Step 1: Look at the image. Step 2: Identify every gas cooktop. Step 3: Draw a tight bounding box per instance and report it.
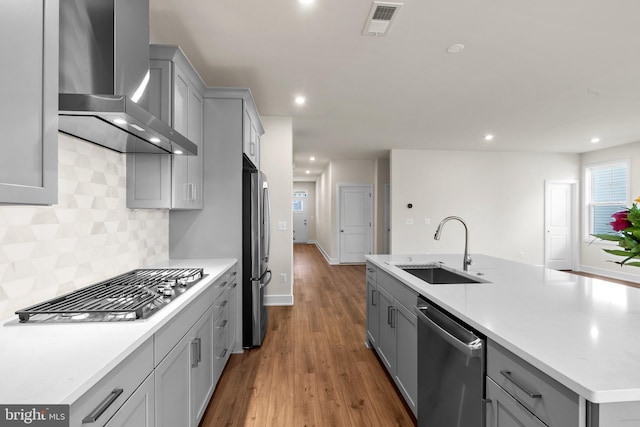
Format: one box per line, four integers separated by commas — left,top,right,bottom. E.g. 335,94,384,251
15,268,204,323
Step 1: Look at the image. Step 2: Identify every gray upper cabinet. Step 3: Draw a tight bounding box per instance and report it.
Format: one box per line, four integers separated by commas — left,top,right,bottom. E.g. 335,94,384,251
0,0,58,205
242,97,262,168
127,45,204,209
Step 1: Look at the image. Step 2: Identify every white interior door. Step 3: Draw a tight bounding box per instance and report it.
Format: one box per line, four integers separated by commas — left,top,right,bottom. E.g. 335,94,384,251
292,192,308,243
545,182,575,270
339,185,372,263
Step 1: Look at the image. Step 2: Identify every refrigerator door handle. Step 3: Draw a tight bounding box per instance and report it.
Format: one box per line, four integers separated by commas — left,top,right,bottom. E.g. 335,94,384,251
258,270,272,289
262,185,271,263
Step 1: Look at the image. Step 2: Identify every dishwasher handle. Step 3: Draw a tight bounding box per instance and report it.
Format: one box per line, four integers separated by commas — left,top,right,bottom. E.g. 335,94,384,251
415,302,483,358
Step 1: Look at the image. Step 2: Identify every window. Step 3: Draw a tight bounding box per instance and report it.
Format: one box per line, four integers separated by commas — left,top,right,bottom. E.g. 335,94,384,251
585,161,629,236
292,200,303,212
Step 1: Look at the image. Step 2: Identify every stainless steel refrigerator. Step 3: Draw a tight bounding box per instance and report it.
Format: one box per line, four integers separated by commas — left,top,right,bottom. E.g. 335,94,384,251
242,160,272,347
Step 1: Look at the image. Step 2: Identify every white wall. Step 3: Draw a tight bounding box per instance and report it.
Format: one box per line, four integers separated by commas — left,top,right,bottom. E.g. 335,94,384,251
259,116,294,305
293,181,316,242
390,149,580,265
315,159,376,263
581,141,640,282
0,134,169,320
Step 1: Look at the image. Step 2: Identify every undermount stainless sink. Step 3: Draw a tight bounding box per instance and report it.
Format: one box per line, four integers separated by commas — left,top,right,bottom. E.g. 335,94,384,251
396,264,488,284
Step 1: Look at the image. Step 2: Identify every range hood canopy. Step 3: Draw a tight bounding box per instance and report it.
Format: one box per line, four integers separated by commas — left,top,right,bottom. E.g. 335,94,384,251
58,0,197,155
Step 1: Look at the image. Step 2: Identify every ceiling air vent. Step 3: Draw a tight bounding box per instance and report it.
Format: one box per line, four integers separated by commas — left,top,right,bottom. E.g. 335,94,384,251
362,1,403,36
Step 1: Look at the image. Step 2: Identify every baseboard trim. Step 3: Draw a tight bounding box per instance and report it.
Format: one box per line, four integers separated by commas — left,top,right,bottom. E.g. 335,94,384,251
579,265,640,284
265,294,294,306
314,242,339,265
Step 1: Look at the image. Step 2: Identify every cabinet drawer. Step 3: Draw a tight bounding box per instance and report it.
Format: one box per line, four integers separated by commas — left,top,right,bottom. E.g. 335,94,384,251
486,377,546,427
213,269,236,303
487,340,579,426
377,269,417,311
70,338,153,426
366,262,377,283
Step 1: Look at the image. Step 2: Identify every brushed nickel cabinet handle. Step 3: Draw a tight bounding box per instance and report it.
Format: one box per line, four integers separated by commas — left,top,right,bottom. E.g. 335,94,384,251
500,370,542,399
82,388,123,423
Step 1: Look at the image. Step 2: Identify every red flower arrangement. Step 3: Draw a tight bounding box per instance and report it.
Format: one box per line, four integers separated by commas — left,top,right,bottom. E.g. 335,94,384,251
592,197,640,267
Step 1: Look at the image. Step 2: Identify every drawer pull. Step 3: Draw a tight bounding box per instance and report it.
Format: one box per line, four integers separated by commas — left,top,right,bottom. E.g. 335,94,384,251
367,267,375,272
218,281,228,288
371,289,377,306
500,370,542,399
82,388,123,423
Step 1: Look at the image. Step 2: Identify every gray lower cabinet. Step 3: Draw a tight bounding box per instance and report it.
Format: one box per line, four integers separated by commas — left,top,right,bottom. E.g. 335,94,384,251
486,340,579,427
0,0,57,205
486,377,546,427
366,278,379,347
71,263,236,427
105,374,155,427
127,45,204,209
366,263,418,417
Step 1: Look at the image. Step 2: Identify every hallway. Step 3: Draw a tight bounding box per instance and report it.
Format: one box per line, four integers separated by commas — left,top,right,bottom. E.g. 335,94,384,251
200,244,416,426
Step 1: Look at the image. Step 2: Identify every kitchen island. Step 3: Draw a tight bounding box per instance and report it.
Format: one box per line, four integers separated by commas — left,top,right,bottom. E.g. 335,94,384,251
367,253,640,427
0,258,237,426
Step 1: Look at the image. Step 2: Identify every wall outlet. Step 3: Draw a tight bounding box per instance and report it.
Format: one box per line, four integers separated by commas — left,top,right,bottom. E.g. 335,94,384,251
424,218,430,225
277,221,287,231
406,218,414,225
280,273,287,283
519,251,525,258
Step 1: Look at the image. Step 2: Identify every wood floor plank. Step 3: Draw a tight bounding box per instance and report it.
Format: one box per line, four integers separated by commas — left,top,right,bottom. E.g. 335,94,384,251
200,244,416,426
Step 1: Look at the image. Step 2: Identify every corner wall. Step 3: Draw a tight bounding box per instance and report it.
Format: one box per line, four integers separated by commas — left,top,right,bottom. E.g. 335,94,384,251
260,116,294,305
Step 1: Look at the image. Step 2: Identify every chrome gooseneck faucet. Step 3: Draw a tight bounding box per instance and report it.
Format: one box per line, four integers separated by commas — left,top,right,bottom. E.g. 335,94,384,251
434,216,472,271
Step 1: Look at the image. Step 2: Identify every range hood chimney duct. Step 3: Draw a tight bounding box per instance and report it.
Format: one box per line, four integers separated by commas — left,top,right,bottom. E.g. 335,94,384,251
58,0,197,155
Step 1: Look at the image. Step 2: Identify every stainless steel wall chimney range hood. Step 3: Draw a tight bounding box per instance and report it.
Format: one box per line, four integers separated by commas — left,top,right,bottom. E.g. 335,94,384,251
58,0,197,156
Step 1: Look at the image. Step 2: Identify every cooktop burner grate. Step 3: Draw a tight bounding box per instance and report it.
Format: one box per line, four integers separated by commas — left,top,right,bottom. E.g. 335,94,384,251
15,268,204,322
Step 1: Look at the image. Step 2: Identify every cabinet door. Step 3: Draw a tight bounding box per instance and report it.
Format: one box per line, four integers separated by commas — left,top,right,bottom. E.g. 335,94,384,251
105,374,155,427
395,303,417,416
486,378,547,427
172,64,203,209
376,287,396,371
155,334,192,427
191,307,215,425
366,279,379,346
127,59,172,209
0,0,57,205
243,105,257,166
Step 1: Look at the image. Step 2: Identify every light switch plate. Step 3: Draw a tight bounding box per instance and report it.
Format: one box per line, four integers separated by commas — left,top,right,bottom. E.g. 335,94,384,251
277,221,287,231
406,218,414,225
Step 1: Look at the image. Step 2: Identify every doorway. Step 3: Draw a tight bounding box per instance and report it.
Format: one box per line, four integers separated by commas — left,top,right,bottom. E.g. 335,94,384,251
293,191,308,243
338,185,373,263
544,181,578,270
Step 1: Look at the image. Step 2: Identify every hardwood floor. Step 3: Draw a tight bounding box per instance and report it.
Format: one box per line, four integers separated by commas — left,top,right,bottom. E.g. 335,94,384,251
200,244,416,426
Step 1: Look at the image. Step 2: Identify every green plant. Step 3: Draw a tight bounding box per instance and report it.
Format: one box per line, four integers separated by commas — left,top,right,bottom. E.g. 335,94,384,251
592,197,640,267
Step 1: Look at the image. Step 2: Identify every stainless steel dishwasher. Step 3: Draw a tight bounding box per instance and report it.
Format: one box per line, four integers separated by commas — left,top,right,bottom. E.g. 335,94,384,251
415,295,486,427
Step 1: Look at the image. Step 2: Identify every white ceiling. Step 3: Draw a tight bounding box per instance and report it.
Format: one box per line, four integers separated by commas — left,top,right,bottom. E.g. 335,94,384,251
149,0,640,179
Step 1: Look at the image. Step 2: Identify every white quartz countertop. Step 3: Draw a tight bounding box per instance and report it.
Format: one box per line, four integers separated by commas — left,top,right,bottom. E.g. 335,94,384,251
366,253,640,404
0,258,236,405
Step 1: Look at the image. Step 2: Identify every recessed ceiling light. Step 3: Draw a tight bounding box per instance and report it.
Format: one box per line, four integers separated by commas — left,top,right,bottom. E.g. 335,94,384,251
447,43,465,54
113,118,127,125
305,170,310,174
484,134,494,141
299,0,314,4
295,96,306,106
310,156,315,161
590,137,601,144
150,137,161,144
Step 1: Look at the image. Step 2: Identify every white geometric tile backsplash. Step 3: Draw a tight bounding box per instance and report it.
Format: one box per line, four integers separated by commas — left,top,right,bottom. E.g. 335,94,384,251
0,134,169,320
